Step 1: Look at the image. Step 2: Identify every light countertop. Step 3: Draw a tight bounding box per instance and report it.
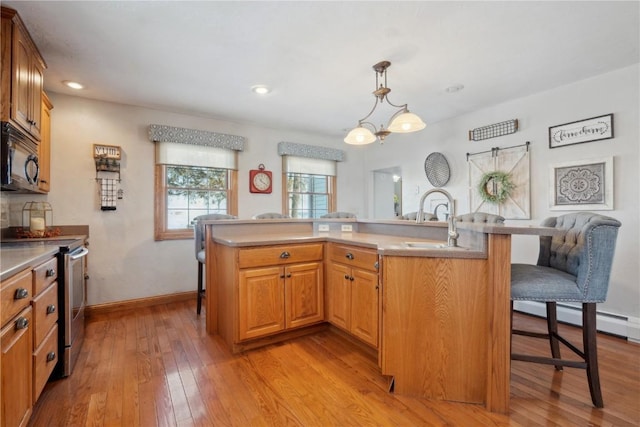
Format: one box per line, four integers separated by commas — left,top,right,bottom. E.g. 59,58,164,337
211,231,485,259
0,236,85,281
205,219,558,259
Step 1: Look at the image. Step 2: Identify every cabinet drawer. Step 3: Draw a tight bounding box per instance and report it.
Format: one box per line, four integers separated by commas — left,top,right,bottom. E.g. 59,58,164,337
33,257,57,296
328,244,378,272
33,323,58,403
238,243,323,269
1,269,33,327
32,282,58,346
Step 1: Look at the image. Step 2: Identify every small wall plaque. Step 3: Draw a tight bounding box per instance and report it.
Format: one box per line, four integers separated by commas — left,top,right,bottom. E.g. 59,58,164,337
93,144,122,160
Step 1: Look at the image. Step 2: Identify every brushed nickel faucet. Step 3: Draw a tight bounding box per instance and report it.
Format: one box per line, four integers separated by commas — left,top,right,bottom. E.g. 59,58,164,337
416,188,458,247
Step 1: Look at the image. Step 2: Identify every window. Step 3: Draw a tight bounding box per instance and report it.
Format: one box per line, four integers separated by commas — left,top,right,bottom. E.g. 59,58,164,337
282,156,336,218
286,173,335,218
155,142,238,240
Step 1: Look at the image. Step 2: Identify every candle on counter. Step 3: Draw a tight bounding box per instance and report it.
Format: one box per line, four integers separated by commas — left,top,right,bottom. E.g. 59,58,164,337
30,217,45,237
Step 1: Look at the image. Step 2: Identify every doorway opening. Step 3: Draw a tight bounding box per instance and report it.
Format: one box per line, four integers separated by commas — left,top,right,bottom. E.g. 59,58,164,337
372,167,402,219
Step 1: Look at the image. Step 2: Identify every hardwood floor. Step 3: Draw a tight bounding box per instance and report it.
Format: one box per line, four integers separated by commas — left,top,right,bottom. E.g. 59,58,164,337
28,301,640,426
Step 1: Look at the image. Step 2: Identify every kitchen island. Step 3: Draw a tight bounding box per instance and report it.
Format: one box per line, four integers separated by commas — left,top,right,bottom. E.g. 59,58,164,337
202,218,554,414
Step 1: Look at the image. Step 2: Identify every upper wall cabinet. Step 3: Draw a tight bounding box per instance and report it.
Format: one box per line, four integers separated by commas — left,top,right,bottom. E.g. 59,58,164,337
1,7,47,143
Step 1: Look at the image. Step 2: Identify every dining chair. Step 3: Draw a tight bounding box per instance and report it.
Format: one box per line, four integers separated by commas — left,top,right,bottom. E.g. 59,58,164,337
194,213,237,315
320,211,356,218
252,212,290,219
511,212,621,407
455,212,505,223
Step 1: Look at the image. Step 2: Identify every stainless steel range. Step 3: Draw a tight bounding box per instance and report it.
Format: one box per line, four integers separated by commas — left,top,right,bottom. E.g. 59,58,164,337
53,239,89,378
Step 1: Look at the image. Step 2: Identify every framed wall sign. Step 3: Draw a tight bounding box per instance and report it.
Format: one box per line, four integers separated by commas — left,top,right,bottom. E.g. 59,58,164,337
93,143,122,159
549,157,613,211
548,114,613,149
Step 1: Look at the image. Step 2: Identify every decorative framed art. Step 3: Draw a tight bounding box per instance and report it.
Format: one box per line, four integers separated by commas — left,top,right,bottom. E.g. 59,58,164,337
467,143,531,219
548,114,613,149
549,157,613,211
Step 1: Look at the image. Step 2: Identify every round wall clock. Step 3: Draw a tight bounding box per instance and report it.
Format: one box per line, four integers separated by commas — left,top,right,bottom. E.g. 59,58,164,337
249,164,273,193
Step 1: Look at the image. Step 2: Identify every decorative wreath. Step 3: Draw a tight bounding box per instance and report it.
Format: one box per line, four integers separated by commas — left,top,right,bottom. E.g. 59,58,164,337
478,171,515,204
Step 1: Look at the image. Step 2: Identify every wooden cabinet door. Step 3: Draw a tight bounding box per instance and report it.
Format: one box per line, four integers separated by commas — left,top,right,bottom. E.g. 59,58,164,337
1,306,33,427
350,268,379,348
28,58,43,140
326,261,351,331
285,262,323,329
11,25,32,135
238,266,284,340
38,92,52,192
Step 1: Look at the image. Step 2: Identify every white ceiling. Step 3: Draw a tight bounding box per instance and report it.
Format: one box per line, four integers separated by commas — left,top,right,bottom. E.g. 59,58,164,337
5,1,639,138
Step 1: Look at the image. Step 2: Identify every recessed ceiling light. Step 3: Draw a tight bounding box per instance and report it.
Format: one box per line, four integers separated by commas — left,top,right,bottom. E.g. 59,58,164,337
445,84,464,93
63,80,84,90
251,85,271,95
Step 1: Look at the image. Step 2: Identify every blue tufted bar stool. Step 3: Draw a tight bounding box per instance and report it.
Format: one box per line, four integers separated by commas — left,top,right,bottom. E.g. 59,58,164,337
194,213,237,315
511,212,621,407
455,212,505,224
401,211,437,221
252,212,290,219
320,211,357,218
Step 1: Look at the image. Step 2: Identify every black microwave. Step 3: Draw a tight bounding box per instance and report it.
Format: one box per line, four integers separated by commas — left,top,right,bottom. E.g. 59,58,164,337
1,122,43,193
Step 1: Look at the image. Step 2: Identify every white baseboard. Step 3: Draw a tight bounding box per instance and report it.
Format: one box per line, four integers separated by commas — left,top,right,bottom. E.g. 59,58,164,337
513,301,640,343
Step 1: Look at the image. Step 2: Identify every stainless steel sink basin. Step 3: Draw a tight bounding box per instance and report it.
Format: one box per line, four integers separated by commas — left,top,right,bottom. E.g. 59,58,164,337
404,241,447,249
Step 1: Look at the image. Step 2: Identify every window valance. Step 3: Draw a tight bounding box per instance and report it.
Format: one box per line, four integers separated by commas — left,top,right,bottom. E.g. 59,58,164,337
277,141,345,162
148,124,246,151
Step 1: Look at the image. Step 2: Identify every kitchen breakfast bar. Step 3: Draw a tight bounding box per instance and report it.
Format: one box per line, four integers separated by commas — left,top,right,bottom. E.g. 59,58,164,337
201,218,555,414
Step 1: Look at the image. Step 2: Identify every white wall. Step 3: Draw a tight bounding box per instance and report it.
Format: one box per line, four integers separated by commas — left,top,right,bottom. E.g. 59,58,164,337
362,64,639,326
4,95,364,305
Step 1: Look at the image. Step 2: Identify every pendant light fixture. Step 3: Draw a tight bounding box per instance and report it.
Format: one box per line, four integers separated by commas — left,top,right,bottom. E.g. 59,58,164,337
344,60,426,145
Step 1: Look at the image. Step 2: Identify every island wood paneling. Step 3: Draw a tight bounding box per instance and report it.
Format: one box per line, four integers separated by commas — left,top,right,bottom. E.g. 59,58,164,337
209,242,236,345
486,233,512,413
382,255,488,404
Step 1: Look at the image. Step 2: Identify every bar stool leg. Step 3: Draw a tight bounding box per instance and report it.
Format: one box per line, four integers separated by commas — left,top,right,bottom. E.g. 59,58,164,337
546,302,563,370
197,261,204,315
584,303,603,408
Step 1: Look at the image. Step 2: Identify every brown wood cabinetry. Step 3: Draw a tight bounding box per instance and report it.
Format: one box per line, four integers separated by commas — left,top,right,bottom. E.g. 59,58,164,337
238,244,324,341
1,269,32,327
38,92,53,192
1,268,34,427
1,7,46,142
0,255,58,426
326,244,379,348
212,242,325,351
31,264,58,402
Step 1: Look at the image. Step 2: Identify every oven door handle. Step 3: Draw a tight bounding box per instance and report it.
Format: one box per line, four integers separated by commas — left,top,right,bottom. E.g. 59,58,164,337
70,247,89,260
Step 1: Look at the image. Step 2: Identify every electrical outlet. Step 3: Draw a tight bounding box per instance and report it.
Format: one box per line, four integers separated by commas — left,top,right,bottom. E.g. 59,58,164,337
341,224,353,232
318,224,330,232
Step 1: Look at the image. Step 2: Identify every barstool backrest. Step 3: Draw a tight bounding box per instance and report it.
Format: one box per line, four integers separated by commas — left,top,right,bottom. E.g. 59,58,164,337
194,214,237,257
537,212,621,302
253,212,290,219
320,211,356,218
455,212,505,224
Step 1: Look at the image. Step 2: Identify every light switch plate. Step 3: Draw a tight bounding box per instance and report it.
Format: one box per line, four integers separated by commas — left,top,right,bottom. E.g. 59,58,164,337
318,224,330,232
341,224,353,232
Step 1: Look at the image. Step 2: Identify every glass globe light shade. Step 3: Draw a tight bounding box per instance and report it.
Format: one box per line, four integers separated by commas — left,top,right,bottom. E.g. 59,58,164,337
387,111,426,133
344,126,376,145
